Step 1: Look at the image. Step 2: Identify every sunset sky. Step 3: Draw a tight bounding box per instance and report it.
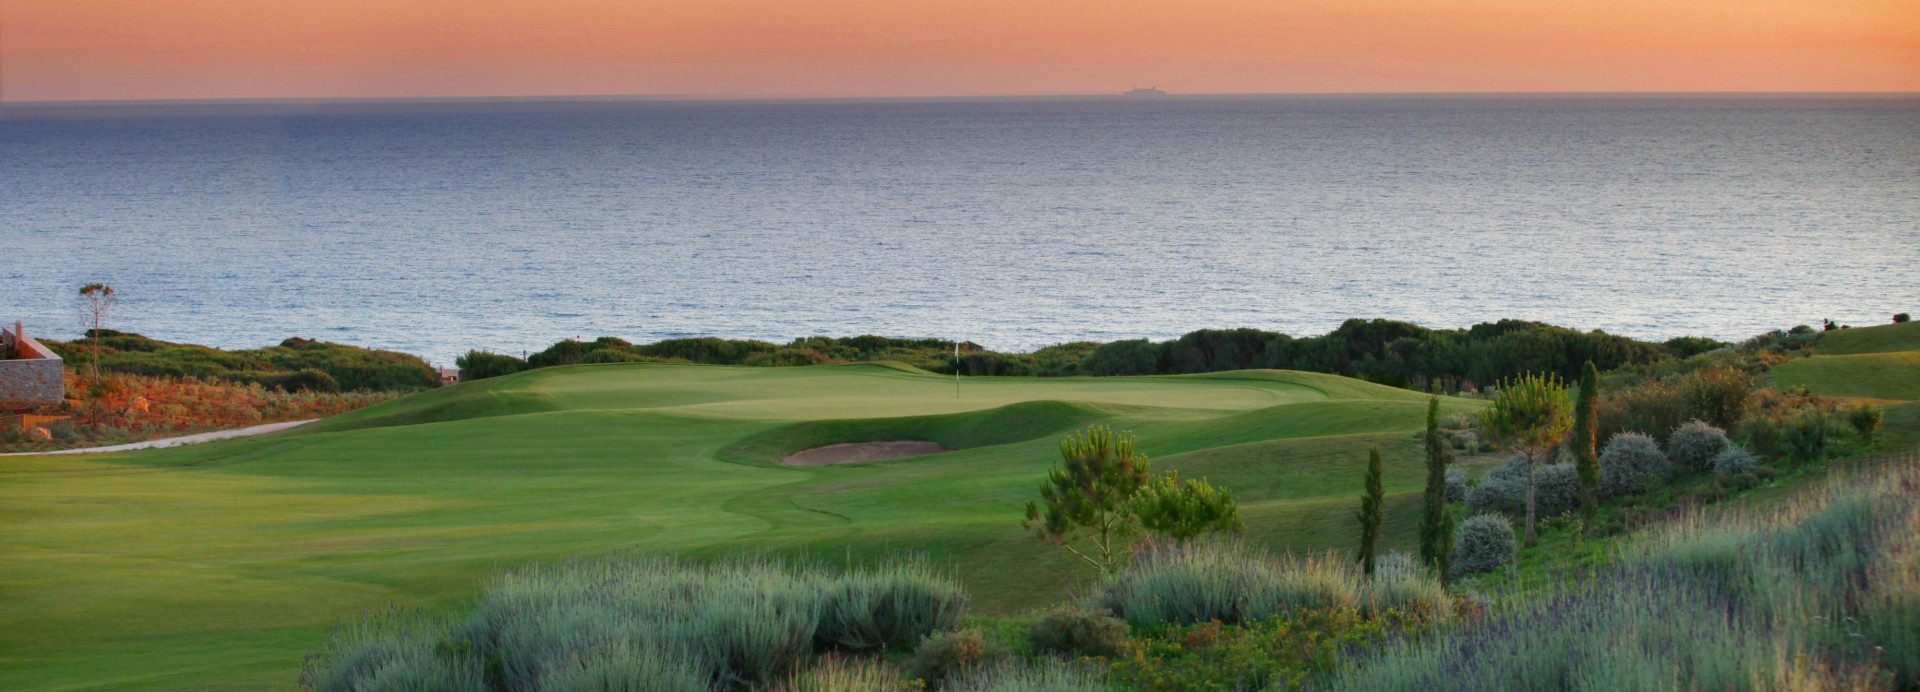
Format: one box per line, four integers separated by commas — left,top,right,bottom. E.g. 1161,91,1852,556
3,0,1916,102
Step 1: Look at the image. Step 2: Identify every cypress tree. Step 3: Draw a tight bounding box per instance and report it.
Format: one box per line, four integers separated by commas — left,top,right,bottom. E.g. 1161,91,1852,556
1418,396,1454,581
1356,445,1385,576
1574,361,1601,532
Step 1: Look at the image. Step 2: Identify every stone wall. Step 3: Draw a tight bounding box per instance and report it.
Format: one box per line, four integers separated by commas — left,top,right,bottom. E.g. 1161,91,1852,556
1,324,65,409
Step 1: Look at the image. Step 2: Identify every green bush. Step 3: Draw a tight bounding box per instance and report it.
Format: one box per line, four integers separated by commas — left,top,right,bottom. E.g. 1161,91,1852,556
1665,420,1729,472
908,628,1006,685
1677,366,1753,430
1450,514,1516,576
1847,403,1884,441
1028,607,1130,658
1599,432,1670,497
1597,380,1686,444
1784,409,1831,463
454,350,527,380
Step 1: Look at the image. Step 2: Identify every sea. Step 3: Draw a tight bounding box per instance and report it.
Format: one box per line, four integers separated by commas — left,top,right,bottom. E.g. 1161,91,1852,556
2,95,1916,365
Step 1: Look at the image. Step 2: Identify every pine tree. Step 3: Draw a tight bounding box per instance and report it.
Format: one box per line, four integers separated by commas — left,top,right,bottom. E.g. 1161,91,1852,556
1481,373,1572,548
1356,445,1385,576
1574,361,1601,533
1418,396,1454,581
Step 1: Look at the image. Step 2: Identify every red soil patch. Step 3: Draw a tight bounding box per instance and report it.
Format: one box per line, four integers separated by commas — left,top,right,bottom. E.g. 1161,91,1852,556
781,440,951,466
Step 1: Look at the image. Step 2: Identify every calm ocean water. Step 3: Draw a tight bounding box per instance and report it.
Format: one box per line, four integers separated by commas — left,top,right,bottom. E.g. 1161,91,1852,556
2,96,1916,364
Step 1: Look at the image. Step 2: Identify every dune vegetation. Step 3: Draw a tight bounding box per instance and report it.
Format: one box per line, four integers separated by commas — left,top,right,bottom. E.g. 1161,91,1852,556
2,318,1915,690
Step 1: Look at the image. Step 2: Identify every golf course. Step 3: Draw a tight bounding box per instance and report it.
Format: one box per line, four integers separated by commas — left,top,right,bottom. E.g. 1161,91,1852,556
1,363,1488,689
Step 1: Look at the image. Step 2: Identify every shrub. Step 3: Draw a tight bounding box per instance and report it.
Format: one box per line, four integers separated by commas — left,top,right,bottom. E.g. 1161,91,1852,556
1599,432,1671,497
779,654,915,692
1666,420,1729,472
1450,514,1516,576
946,660,1106,692
815,561,969,652
300,610,487,692
1092,541,1450,627
1597,380,1686,444
1678,367,1753,430
1467,458,1579,519
1848,403,1884,441
305,556,969,691
1784,409,1831,463
1444,467,1467,503
908,628,1005,685
1710,445,1759,476
454,350,527,380
1028,607,1130,658
1896,313,1911,323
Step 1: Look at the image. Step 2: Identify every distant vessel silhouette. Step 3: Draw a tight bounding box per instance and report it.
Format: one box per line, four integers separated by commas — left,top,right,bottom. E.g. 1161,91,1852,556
1123,86,1168,97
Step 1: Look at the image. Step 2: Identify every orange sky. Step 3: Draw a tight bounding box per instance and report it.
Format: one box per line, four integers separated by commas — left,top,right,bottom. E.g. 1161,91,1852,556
3,0,1916,102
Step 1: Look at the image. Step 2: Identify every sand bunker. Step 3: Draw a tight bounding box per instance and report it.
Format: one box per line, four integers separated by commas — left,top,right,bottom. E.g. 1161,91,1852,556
781,440,951,466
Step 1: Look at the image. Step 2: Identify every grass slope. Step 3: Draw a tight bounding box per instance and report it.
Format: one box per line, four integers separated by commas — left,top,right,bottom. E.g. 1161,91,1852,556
1772,351,1920,403
3,364,1470,690
1813,320,1920,356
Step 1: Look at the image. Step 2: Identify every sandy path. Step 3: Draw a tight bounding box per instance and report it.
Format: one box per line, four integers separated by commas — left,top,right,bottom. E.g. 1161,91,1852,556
781,440,950,466
1,420,315,456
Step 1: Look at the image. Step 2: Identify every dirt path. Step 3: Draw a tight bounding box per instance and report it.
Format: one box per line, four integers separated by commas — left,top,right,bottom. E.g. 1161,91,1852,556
781,440,950,466
1,420,315,456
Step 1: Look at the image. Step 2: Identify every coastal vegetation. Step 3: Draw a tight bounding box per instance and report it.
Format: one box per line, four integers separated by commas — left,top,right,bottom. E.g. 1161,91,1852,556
0,318,1914,689
457,317,1706,391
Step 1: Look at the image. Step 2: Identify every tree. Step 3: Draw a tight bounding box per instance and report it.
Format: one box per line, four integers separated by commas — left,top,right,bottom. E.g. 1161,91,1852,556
1356,445,1385,576
1418,397,1454,581
1134,471,1244,543
1480,373,1572,548
78,283,117,425
1572,361,1600,533
1025,426,1152,575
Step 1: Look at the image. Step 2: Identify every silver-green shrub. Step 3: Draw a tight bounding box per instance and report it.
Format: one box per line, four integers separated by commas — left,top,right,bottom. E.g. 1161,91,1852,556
304,555,967,691
1444,467,1467,503
1450,514,1516,576
1466,458,1579,518
1600,432,1671,497
300,610,486,692
946,660,1108,692
1667,420,1730,472
1091,540,1450,627
1710,445,1758,476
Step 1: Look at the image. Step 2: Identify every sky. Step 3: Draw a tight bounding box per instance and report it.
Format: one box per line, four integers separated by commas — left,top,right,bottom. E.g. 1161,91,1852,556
3,0,1916,102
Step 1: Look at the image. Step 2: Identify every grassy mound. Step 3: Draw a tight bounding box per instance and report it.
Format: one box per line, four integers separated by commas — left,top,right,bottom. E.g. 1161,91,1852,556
719,400,1108,465
1814,320,1920,356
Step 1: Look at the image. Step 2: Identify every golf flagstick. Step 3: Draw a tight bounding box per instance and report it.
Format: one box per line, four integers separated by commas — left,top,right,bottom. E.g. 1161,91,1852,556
954,340,960,398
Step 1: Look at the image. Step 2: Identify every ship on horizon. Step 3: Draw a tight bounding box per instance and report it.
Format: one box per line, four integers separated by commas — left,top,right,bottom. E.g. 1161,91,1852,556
1123,86,1168,97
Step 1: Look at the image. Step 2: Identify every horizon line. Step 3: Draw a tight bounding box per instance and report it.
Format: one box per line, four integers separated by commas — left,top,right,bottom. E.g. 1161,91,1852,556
5,89,1919,109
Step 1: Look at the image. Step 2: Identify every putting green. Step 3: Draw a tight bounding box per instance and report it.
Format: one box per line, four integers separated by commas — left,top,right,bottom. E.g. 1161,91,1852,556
0,364,1474,690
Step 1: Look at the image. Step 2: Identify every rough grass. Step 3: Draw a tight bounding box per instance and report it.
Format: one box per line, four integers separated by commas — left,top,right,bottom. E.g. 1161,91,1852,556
1334,455,1920,691
0,363,1475,690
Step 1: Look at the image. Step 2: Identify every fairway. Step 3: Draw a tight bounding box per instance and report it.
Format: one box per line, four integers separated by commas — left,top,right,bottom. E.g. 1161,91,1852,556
0,364,1478,690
